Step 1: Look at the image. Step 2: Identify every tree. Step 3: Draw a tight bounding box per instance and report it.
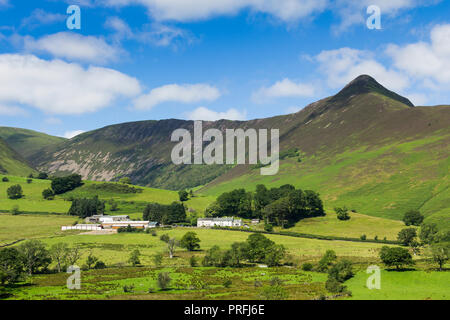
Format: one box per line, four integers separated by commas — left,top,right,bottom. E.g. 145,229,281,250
66,246,81,266
18,240,51,275
143,202,186,225
429,242,449,271
328,259,354,282
178,190,189,202
380,246,414,270
50,243,69,273
37,172,48,180
85,252,99,270
0,247,25,285
160,235,178,259
157,272,171,290
245,233,276,263
264,244,286,267
397,228,417,246
325,277,346,294
335,207,350,221
402,210,424,226
51,174,82,194
202,246,224,267
419,223,439,244
317,250,337,272
119,177,131,184
129,249,141,266
180,232,201,251
68,196,105,218
2,177,9,182
153,253,163,267
7,184,23,199
42,188,55,200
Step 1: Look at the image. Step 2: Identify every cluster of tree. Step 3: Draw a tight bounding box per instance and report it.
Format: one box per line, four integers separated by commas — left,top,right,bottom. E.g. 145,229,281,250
6,185,23,199
202,233,286,267
0,240,83,286
68,196,105,218
51,174,83,195
143,202,186,225
117,225,144,233
178,189,194,202
206,184,324,227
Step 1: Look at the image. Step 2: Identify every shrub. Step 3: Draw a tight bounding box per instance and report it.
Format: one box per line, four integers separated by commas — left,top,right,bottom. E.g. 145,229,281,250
189,256,198,267
26,178,32,184
157,272,171,290
11,205,20,216
94,261,106,269
223,279,232,288
402,210,424,226
264,223,274,232
335,207,350,221
42,188,55,200
301,262,314,271
360,234,367,241
128,249,141,266
2,177,9,182
325,277,345,293
37,172,48,180
7,184,23,199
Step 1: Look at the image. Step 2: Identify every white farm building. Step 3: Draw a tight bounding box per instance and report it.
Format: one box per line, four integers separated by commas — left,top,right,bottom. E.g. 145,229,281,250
197,217,243,228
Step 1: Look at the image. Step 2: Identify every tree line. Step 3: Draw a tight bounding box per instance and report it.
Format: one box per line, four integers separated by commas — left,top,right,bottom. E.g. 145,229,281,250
205,184,324,228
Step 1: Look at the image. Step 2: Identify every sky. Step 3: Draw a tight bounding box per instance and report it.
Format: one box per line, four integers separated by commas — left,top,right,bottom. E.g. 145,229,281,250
0,0,449,138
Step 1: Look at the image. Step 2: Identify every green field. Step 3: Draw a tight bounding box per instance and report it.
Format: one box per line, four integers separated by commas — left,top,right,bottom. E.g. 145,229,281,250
346,270,450,300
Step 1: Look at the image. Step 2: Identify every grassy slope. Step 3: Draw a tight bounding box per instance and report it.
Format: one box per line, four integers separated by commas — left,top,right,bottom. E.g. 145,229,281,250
0,176,214,216
0,138,36,177
0,127,66,159
346,270,450,300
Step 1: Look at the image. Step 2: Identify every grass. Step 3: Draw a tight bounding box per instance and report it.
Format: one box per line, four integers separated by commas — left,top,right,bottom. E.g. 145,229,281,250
345,270,450,300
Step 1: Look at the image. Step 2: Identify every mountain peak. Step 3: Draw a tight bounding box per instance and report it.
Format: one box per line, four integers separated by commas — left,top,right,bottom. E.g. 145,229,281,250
332,74,414,107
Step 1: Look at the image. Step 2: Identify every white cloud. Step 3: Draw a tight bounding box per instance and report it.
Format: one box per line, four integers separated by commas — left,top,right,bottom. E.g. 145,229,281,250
134,83,221,110
64,130,85,139
20,9,66,29
386,24,450,87
0,54,141,115
315,47,409,92
185,106,247,121
23,32,121,64
0,104,27,116
105,17,192,47
100,0,328,23
252,78,315,102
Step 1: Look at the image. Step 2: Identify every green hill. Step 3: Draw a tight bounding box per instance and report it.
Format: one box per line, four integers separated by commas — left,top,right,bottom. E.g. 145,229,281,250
0,138,36,176
31,75,450,224
0,127,66,160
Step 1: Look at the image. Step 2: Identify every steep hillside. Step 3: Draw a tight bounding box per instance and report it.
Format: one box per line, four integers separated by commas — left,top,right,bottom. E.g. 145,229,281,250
0,137,36,176
0,127,66,160
33,75,450,222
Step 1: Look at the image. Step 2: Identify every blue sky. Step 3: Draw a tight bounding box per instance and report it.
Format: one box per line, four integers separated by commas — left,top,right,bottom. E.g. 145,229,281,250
0,0,449,138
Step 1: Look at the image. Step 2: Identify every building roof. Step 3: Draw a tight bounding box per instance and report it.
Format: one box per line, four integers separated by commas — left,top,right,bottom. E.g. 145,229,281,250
198,217,242,222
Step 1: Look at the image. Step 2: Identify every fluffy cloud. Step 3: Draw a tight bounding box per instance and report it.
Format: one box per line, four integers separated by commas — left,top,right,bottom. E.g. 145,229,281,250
386,24,450,87
185,106,247,121
23,32,121,64
20,9,66,29
252,78,315,102
315,47,409,92
0,54,141,115
64,130,85,139
100,0,328,23
134,83,221,110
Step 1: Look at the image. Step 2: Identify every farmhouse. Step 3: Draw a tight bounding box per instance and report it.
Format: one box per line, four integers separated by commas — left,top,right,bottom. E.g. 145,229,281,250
197,217,243,228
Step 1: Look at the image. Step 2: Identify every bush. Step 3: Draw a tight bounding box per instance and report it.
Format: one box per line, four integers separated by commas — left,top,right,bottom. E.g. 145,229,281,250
26,178,32,184
11,205,20,216
335,207,350,221
51,174,82,195
7,184,23,199
128,249,141,266
301,262,314,271
2,177,9,182
157,272,171,290
360,234,367,241
37,172,48,180
223,279,232,288
402,210,424,226
94,261,106,269
264,223,274,232
325,277,345,293
189,256,198,267
42,188,55,200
